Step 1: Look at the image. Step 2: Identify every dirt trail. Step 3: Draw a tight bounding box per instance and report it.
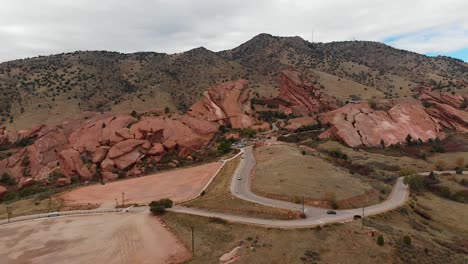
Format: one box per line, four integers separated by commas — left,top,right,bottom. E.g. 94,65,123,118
0,213,191,264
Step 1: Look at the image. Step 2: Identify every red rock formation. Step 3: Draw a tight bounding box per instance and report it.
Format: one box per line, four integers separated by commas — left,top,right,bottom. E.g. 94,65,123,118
0,186,7,199
0,111,219,187
285,117,317,131
188,80,255,129
251,121,270,132
279,70,339,116
319,94,468,147
419,90,465,109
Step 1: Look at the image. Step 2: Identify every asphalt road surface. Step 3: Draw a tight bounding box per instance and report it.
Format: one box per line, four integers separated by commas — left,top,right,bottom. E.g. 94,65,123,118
169,146,411,228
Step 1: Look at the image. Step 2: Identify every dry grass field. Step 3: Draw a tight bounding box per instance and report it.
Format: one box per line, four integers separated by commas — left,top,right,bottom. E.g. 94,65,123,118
162,212,392,264
183,157,298,220
163,192,468,264
0,197,62,220
253,144,373,201
0,213,191,264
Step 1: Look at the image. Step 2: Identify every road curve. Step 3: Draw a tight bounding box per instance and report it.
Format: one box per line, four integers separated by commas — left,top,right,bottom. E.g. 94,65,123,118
169,146,410,228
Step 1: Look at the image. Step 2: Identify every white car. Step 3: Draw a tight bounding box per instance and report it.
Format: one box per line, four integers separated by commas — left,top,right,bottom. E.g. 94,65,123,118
47,212,60,217
237,177,242,180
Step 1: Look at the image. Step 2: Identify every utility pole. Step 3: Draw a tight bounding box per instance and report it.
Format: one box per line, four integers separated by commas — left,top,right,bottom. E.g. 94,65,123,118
122,192,125,208
191,226,195,253
362,207,365,228
6,206,12,223
115,199,118,212
302,196,305,214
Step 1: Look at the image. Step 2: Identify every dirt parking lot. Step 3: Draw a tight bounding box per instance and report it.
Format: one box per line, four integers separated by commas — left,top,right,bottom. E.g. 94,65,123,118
61,162,222,207
0,213,191,264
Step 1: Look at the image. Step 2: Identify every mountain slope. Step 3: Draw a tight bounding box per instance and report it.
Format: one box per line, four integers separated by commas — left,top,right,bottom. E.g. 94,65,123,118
0,33,466,129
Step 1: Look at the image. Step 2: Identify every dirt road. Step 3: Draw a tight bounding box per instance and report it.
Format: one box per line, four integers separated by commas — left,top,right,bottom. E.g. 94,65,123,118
0,213,191,264
61,162,223,206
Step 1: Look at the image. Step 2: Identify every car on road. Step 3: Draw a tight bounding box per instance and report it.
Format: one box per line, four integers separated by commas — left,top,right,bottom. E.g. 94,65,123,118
326,210,336,215
353,215,362,220
237,177,242,180
47,212,60,217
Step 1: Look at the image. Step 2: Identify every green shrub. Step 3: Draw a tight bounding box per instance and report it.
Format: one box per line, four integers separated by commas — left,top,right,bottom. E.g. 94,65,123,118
149,198,173,215
0,172,16,186
403,235,412,246
377,235,385,246
217,141,231,154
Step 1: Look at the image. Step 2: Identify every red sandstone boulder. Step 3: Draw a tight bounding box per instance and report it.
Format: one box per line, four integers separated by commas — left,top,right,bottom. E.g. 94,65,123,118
108,139,147,159
59,149,94,180
56,177,72,186
69,115,136,152
102,171,118,181
101,158,115,172
149,143,164,155
163,139,177,152
113,149,141,170
0,186,7,199
188,80,255,129
92,146,110,163
225,132,240,140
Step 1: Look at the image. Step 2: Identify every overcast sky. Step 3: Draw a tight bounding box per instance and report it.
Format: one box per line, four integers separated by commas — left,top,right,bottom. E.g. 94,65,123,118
1,0,467,62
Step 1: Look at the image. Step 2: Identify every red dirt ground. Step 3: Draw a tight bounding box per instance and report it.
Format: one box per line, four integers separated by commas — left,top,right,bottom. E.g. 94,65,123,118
61,162,223,207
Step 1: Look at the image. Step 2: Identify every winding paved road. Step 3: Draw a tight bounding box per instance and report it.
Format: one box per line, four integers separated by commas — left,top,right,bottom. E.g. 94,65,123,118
169,146,411,228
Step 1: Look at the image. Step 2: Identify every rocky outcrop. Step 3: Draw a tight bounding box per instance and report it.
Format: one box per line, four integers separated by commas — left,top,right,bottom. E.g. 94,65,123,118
251,121,270,132
0,186,7,199
419,90,466,109
285,117,317,131
219,246,241,264
0,112,219,187
188,80,255,129
59,149,94,180
319,94,468,147
279,70,339,116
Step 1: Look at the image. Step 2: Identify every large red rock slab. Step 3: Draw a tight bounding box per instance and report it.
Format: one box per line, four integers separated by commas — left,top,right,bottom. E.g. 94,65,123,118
188,80,255,129
69,115,136,152
112,149,141,170
179,115,219,138
319,101,446,147
419,90,465,109
279,70,339,116
92,146,110,163
425,102,468,132
108,139,148,159
59,149,94,180
130,117,207,150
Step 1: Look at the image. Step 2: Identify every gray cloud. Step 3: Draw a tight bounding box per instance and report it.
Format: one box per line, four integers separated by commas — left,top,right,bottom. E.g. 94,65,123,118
0,0,467,62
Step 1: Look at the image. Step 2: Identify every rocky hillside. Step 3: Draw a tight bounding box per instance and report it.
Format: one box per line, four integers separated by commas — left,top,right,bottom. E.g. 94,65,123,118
1,34,467,129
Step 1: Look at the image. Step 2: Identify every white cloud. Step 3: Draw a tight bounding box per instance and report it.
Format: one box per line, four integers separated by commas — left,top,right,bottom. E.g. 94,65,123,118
0,0,467,62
